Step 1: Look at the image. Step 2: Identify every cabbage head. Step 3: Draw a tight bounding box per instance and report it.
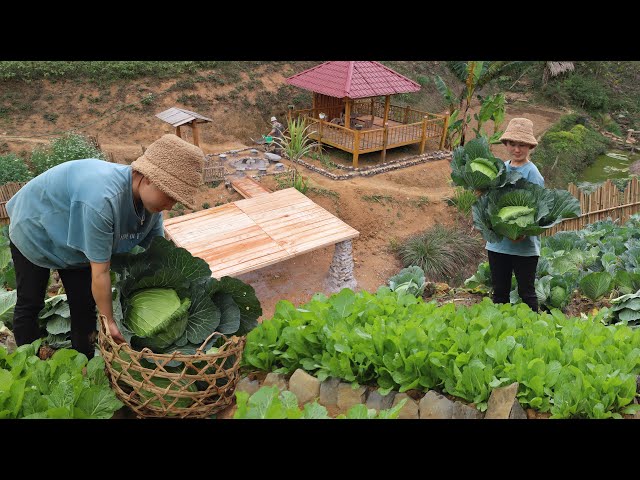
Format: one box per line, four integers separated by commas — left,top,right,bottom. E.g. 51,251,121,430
473,179,581,242
127,288,191,348
110,236,262,356
450,137,522,191
549,286,566,308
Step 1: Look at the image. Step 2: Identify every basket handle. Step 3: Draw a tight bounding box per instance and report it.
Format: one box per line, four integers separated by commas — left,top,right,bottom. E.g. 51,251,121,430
196,330,225,354
98,313,110,337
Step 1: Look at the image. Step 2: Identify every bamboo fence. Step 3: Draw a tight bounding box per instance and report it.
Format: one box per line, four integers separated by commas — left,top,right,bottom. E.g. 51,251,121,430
0,182,27,225
543,177,640,236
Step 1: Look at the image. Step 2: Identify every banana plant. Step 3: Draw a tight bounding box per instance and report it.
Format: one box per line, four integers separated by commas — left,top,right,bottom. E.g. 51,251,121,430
434,61,524,147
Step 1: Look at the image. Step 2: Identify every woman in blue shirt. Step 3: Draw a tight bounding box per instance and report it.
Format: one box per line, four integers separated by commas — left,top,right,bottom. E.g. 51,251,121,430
7,134,205,358
486,118,544,312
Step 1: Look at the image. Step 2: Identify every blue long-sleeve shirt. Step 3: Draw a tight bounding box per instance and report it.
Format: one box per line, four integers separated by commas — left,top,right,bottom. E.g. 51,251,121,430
7,159,164,269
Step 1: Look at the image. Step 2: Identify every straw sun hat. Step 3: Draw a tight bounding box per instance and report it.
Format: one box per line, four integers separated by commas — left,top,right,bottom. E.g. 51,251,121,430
499,117,538,148
131,134,204,209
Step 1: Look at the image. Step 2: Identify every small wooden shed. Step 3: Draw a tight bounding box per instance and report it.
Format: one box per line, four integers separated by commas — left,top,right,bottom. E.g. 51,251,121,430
155,107,212,147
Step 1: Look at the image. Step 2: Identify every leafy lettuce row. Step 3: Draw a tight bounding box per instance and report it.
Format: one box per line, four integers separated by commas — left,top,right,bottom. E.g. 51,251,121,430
243,287,640,418
110,236,261,354
450,137,522,191
472,178,581,242
0,339,122,418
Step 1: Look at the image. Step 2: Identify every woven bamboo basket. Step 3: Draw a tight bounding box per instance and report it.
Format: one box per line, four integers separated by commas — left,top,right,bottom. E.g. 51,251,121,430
97,315,246,419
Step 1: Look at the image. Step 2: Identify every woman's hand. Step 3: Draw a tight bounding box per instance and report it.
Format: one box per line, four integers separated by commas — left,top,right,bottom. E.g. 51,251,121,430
100,314,125,344
108,320,126,344
474,189,484,198
512,235,526,243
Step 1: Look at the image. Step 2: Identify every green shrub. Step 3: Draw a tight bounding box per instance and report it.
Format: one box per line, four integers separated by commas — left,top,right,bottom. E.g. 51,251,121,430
532,115,610,188
396,224,485,286
30,133,107,176
563,74,610,113
0,153,32,183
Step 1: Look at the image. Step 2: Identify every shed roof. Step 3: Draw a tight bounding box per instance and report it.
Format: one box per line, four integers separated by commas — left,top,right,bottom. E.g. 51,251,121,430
285,61,421,99
155,107,213,127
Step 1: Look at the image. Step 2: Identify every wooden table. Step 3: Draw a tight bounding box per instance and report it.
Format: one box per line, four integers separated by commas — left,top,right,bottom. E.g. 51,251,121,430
163,188,359,279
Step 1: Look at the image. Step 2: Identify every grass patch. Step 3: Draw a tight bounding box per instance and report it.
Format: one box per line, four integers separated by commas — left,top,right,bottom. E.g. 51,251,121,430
409,196,430,208
309,186,339,198
395,224,485,286
362,194,393,204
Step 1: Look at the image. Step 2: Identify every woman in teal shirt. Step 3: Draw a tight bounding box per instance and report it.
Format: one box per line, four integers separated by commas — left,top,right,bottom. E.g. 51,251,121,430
7,134,205,358
486,118,544,312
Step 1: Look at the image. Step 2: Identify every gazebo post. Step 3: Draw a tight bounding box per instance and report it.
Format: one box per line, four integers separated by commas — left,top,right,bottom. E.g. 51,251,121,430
192,121,200,147
381,122,389,163
353,129,360,168
382,95,391,125
175,126,181,138
312,92,317,118
344,98,351,129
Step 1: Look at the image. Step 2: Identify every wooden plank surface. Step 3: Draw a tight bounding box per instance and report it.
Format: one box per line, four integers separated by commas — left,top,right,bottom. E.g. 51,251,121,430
163,187,359,278
230,177,272,199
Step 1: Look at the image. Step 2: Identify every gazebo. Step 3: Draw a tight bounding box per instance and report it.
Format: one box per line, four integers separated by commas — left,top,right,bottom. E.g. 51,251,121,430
286,61,449,167
155,107,212,148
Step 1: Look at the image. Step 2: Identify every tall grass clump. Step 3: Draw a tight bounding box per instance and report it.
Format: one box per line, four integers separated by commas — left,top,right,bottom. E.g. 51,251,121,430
396,224,485,286
447,186,478,216
30,133,107,176
0,153,32,184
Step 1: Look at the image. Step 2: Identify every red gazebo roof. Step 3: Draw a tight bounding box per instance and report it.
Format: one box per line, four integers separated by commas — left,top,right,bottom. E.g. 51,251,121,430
285,61,421,99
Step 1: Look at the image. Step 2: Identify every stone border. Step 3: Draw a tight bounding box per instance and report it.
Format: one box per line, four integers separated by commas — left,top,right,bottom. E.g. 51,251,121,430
288,150,452,180
236,369,543,419
214,148,453,181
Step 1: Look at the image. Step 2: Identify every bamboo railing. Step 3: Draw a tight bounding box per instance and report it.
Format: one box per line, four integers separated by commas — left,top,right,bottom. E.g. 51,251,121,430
203,156,225,184
543,177,640,236
0,182,27,224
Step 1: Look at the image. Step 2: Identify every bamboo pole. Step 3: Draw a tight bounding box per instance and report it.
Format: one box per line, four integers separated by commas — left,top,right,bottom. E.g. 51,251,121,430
382,96,390,127
381,122,389,163
420,116,428,154
440,114,450,150
404,105,410,124
353,130,360,168
345,98,351,130
175,126,181,138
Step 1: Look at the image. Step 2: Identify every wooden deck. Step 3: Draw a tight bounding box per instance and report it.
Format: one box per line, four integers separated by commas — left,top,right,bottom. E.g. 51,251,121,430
230,177,272,199
163,188,359,279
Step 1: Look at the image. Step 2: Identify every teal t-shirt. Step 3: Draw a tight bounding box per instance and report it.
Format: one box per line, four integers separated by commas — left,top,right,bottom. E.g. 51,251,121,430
7,159,164,269
485,160,545,257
